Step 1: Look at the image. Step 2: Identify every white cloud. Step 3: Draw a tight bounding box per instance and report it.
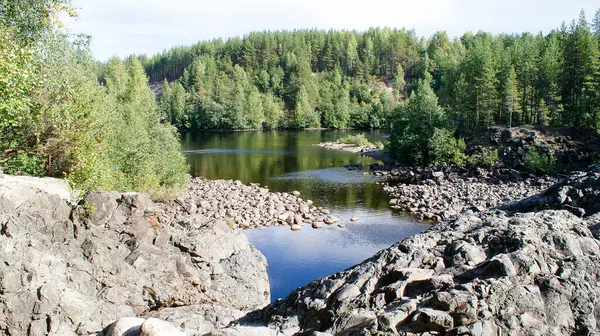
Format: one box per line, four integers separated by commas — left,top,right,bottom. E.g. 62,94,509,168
63,0,599,61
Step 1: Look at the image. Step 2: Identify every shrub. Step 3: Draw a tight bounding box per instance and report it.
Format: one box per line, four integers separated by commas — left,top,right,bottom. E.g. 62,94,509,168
480,149,499,169
337,133,372,147
428,128,467,166
525,148,556,173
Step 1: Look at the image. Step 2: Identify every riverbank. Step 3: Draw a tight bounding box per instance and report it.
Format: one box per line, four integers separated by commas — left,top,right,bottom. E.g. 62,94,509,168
2,164,600,335
0,175,271,335
319,138,558,221
375,164,556,222
249,163,600,335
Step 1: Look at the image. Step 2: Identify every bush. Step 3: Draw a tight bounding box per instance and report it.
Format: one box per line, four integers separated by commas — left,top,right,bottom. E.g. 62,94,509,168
480,149,499,168
525,148,556,173
428,128,467,166
337,133,372,147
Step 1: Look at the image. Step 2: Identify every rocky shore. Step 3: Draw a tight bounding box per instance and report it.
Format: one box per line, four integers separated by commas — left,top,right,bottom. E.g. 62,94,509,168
2,161,600,335
374,164,556,222
250,164,600,335
0,175,271,335
317,141,384,160
181,178,344,230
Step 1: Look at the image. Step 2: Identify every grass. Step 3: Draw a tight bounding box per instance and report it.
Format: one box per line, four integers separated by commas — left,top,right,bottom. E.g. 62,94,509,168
337,133,372,147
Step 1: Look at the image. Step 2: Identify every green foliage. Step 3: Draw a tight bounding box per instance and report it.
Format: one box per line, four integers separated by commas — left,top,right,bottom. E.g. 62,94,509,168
388,78,464,165
143,12,600,132
0,29,39,160
428,128,467,165
337,134,371,147
141,28,426,130
480,149,499,169
0,6,188,197
525,148,557,173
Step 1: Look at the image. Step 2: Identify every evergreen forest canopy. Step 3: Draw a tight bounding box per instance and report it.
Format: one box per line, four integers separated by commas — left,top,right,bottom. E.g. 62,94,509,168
0,0,188,196
146,10,600,137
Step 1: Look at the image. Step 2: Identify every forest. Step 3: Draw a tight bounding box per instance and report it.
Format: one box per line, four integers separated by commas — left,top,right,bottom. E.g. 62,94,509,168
145,10,600,137
1,0,600,191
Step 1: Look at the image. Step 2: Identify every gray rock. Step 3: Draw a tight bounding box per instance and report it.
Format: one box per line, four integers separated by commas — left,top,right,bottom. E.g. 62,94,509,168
0,176,270,336
257,177,600,336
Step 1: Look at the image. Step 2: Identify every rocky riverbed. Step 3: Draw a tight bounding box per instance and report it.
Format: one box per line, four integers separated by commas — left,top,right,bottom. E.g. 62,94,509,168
181,178,345,230
2,163,600,335
375,164,557,222
248,163,600,335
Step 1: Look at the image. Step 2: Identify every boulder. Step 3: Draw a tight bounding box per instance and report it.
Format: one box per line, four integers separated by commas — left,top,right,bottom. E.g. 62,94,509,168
0,176,270,335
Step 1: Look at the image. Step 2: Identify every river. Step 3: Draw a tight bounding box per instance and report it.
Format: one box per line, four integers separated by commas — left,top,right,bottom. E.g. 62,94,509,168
181,130,429,300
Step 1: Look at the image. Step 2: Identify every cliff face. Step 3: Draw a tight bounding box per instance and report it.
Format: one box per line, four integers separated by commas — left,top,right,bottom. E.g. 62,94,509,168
255,165,600,336
0,176,269,336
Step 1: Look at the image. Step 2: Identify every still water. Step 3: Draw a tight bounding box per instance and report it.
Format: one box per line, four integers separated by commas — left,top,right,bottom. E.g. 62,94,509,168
181,130,429,300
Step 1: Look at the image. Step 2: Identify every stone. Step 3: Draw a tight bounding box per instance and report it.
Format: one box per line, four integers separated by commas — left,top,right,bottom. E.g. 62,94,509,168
257,167,600,336
334,284,361,301
410,308,454,331
291,224,303,231
140,318,186,336
350,216,359,222
312,221,324,229
186,202,197,214
102,317,145,336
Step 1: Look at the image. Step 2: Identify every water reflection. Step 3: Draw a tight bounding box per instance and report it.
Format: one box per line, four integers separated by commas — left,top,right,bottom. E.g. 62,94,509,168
181,130,428,300
245,218,429,300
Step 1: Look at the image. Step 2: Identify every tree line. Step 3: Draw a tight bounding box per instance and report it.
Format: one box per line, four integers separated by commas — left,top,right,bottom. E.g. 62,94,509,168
145,10,600,133
0,0,188,195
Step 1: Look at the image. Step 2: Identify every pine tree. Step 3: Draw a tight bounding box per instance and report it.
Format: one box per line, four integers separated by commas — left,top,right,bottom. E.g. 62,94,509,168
462,35,498,129
170,82,187,128
345,34,360,76
245,88,265,129
504,66,519,128
593,9,600,38
563,10,599,127
393,64,406,100
159,79,171,122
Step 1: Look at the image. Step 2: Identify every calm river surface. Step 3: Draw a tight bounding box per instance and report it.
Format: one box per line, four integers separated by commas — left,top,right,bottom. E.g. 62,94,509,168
181,130,429,300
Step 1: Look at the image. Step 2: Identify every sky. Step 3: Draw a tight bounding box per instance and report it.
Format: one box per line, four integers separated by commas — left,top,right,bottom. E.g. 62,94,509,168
63,0,599,61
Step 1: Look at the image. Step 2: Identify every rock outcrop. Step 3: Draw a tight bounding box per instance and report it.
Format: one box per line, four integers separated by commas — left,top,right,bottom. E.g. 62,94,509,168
465,125,600,172
0,176,269,335
252,167,600,335
500,163,600,217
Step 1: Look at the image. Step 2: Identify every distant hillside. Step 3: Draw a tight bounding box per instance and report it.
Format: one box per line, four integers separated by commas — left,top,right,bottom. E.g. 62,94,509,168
135,11,600,132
